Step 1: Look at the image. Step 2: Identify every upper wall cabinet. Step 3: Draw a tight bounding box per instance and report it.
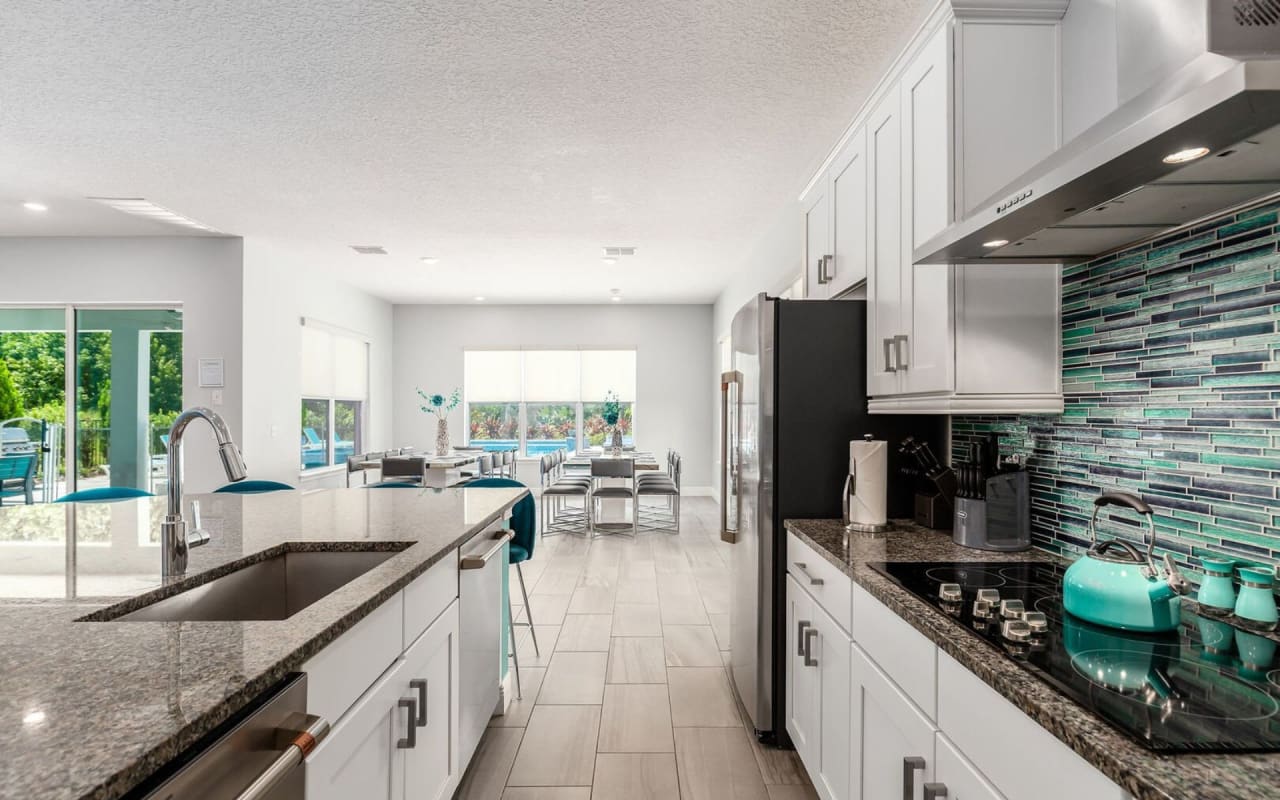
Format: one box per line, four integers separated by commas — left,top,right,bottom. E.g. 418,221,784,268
803,0,1067,415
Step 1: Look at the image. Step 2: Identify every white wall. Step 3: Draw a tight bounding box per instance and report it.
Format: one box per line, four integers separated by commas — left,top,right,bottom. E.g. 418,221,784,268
392,304,715,491
241,241,394,488
708,202,804,500
0,236,244,492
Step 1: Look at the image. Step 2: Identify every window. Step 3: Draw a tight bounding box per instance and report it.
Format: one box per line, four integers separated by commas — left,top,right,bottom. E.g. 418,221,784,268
463,349,636,455
300,320,368,471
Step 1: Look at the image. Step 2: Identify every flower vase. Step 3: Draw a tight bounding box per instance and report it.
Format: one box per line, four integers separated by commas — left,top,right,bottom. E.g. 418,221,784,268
435,417,450,456
611,426,623,455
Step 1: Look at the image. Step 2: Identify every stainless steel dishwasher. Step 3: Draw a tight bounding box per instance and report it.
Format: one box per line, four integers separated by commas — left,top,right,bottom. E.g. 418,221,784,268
137,673,329,800
458,524,512,768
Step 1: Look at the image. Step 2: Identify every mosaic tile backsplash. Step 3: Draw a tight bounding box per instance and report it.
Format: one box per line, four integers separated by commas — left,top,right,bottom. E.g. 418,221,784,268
952,199,1280,571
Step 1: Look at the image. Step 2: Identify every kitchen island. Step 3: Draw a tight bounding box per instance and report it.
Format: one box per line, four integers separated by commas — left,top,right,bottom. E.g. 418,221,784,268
784,518,1280,800
0,485,527,800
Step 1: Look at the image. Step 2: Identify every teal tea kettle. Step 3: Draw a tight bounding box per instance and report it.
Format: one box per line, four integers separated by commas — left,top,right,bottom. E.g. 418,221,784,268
1062,492,1192,633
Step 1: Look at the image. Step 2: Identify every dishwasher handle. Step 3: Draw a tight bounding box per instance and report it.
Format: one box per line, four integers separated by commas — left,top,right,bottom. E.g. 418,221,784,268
460,530,514,569
234,714,329,800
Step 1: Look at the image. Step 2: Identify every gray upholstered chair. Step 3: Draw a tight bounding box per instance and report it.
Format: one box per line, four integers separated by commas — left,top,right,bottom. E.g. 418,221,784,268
589,458,637,537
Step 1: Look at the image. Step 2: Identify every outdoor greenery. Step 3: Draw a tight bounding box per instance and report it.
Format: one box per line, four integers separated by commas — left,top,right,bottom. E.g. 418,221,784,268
0,361,20,421
0,330,183,475
584,401,633,446
469,403,519,440
527,403,575,441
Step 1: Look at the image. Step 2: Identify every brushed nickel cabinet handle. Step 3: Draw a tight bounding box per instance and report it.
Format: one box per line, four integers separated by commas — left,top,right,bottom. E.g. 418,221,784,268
397,698,417,749
924,783,948,800
884,338,897,373
797,620,810,656
803,628,819,667
903,756,925,800
895,334,910,370
410,679,427,727
793,562,824,586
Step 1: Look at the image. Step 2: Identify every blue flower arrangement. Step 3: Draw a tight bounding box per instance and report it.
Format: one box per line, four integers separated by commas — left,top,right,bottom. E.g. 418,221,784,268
417,387,461,419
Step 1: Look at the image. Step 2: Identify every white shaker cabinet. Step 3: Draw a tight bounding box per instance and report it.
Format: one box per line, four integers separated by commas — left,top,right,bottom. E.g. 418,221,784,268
308,601,462,800
850,642,937,800
786,575,853,800
802,179,832,300
866,84,903,398
933,734,1006,800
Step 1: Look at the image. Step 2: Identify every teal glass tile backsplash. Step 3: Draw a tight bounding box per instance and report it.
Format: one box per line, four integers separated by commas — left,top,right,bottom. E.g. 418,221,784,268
952,199,1280,569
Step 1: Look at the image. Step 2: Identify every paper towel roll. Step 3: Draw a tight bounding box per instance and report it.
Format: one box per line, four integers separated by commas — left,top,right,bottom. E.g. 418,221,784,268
847,437,888,530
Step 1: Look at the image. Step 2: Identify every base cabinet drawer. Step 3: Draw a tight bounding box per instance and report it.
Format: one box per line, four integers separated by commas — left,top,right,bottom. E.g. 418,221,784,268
937,651,1126,800
850,581,937,719
305,592,405,725
851,642,937,800
787,533,852,635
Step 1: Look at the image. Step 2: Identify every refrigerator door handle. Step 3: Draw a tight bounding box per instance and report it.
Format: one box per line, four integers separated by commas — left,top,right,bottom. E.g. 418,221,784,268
719,370,742,544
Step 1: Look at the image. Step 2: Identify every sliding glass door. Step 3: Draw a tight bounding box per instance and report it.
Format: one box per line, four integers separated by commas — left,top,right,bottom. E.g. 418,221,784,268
0,305,181,503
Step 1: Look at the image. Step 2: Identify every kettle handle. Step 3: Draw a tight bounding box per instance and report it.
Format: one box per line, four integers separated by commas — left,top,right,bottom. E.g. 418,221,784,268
1089,491,1158,564
1094,492,1153,516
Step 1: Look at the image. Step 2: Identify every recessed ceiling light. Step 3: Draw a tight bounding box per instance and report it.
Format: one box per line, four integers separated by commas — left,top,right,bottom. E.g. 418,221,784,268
420,257,440,265
983,239,1010,248
601,257,618,266
610,296,622,303
474,296,486,302
22,710,45,725
22,201,47,212
88,197,220,232
1162,146,1210,164
349,245,387,255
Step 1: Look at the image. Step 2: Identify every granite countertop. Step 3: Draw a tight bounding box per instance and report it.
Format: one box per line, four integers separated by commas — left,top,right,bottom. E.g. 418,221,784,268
0,486,527,800
784,518,1280,800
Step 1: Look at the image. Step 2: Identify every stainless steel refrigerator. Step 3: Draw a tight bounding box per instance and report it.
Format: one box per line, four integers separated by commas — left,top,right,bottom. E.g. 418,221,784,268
720,293,938,744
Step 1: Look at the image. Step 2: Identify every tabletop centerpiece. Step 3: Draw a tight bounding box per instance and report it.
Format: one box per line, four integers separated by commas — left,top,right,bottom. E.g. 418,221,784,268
602,390,623,455
418,387,461,456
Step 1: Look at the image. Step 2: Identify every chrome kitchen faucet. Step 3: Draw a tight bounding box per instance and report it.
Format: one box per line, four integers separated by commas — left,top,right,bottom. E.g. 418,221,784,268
161,407,247,577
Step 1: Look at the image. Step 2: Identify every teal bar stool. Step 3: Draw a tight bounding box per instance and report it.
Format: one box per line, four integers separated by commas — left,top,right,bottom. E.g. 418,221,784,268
57,487,153,503
467,477,537,698
213,479,295,494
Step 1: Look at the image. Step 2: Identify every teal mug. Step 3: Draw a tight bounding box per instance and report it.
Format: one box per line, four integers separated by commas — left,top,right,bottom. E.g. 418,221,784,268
1234,565,1279,630
1196,557,1237,616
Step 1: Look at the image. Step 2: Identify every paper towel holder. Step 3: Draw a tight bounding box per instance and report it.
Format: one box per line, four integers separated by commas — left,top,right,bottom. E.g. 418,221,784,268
844,434,889,540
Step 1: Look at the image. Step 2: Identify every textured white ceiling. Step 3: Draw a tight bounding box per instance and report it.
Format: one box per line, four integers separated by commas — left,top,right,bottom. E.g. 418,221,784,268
0,0,930,303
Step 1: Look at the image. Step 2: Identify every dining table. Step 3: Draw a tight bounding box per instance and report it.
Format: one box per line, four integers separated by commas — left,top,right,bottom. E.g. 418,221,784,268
565,449,661,471
382,452,479,488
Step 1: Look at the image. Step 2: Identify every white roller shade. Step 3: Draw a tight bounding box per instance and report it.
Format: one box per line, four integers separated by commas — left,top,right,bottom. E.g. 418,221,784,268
333,336,368,399
523,350,581,401
465,350,522,401
580,350,636,402
300,326,333,397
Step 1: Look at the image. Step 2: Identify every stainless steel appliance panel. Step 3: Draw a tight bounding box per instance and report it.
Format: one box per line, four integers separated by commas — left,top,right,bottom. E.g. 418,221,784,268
728,293,770,732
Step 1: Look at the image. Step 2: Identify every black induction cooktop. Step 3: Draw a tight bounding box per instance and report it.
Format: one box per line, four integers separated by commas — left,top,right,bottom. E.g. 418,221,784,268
871,561,1280,753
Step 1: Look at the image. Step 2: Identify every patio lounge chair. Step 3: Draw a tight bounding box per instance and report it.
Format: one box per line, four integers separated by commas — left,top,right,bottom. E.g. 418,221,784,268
0,454,37,506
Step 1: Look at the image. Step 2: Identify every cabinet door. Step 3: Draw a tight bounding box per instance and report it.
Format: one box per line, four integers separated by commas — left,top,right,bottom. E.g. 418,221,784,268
810,602,852,800
851,643,936,800
866,83,903,397
934,734,1005,800
899,25,955,396
829,126,868,297
403,600,461,800
307,662,410,800
803,179,832,299
785,576,819,760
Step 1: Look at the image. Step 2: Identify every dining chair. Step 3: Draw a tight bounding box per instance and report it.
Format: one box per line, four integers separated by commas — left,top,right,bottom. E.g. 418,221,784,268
541,455,589,537
380,456,426,484
589,458,637,537
637,454,681,533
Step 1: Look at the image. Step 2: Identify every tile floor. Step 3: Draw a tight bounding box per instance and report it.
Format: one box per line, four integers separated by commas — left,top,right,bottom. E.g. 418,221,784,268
454,496,817,800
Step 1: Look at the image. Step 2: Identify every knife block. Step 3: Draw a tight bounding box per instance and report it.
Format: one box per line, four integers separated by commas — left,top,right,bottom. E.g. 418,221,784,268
914,490,953,530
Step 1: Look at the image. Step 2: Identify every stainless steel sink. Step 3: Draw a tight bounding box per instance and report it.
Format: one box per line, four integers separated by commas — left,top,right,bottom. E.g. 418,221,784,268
108,549,403,622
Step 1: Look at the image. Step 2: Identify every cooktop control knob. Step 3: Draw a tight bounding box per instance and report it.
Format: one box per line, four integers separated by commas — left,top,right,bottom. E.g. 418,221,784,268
976,589,1000,605
1000,599,1025,620
1002,619,1032,642
939,583,963,603
1023,611,1048,634
973,599,996,620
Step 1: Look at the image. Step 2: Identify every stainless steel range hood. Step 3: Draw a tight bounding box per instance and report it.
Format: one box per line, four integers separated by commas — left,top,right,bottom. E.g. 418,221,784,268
916,57,1280,265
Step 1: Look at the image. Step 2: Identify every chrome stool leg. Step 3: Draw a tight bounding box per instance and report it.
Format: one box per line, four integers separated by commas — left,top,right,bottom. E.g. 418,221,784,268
516,562,539,657
507,593,522,700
